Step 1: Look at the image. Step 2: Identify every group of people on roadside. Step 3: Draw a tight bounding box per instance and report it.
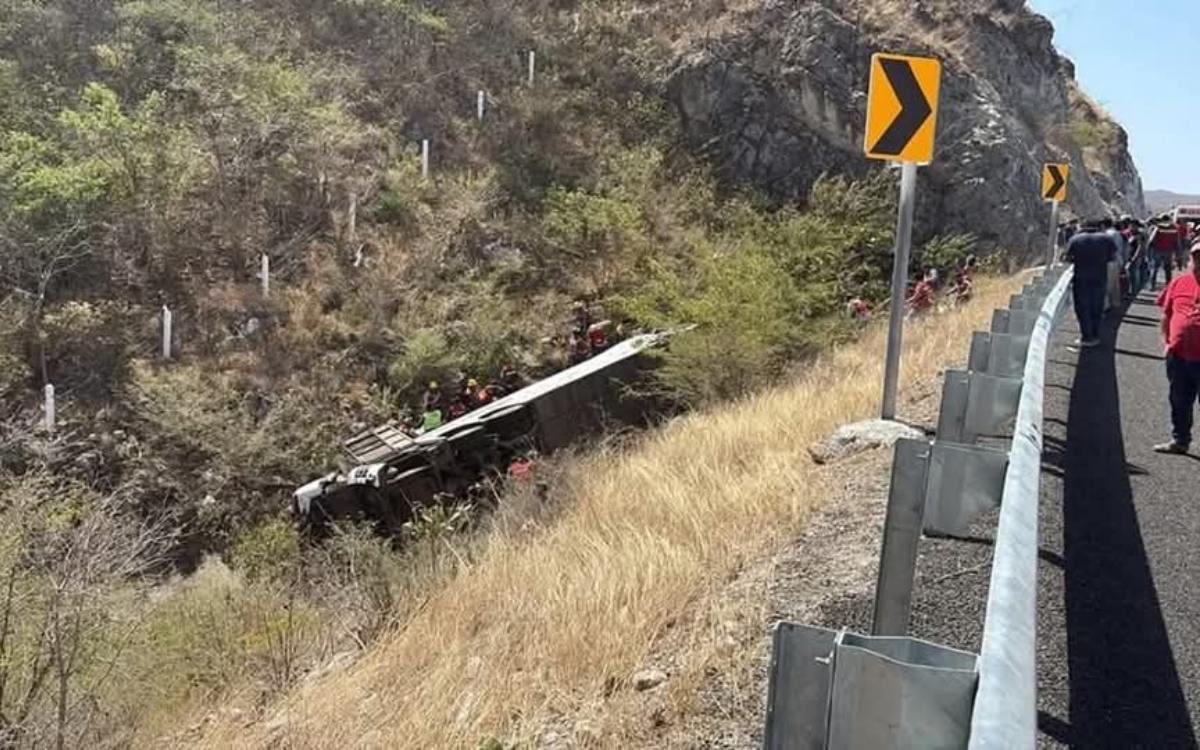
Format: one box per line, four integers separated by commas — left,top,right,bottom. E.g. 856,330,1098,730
1061,213,1200,455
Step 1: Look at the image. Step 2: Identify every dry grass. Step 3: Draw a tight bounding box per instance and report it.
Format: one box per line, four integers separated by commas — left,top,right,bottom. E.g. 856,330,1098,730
192,274,1028,750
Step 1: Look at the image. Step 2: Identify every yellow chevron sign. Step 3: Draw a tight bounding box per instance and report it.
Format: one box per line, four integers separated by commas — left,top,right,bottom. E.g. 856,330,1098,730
1042,163,1069,202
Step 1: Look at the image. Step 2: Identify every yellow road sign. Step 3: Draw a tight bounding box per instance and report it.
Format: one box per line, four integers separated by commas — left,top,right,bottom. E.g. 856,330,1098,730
1042,163,1069,201
864,53,942,163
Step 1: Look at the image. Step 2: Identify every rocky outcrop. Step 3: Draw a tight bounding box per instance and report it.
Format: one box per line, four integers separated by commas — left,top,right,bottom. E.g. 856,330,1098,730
664,0,1144,258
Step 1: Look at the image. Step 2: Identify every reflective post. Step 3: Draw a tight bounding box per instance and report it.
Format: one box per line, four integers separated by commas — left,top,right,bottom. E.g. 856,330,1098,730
476,90,485,121
881,161,919,420
44,383,55,433
1046,200,1060,268
421,139,430,179
161,305,173,360
527,50,536,86
261,253,270,299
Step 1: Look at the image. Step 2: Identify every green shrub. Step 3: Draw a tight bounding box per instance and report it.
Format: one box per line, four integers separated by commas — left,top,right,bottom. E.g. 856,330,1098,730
1069,118,1102,149
918,233,978,277
619,241,801,405
229,518,303,583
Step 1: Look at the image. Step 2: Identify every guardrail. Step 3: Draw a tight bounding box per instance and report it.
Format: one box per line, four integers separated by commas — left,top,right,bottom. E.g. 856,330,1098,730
763,264,1074,750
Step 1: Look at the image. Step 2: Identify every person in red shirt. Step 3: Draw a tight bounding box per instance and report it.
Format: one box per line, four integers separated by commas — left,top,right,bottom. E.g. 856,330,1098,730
1154,241,1200,453
1148,218,1181,291
906,270,936,318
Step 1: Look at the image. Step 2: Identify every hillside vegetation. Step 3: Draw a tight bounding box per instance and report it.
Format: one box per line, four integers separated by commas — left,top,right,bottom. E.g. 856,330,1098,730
0,0,1059,746
197,274,1027,749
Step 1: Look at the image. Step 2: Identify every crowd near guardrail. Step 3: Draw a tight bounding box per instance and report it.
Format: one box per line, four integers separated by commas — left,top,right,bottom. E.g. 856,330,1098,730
763,264,1074,750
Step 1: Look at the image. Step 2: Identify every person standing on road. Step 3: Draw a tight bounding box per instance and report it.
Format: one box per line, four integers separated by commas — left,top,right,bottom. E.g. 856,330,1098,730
1064,219,1118,348
1103,218,1128,311
1148,217,1182,291
1154,242,1200,454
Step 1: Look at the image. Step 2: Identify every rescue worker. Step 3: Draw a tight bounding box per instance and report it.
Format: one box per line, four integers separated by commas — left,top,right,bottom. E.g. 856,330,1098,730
568,331,592,365
951,258,975,306
446,392,470,421
463,378,481,407
467,377,495,408
399,410,421,437
587,321,610,353
422,381,444,416
846,297,870,326
499,363,522,393
421,406,444,432
571,301,592,337
906,270,937,318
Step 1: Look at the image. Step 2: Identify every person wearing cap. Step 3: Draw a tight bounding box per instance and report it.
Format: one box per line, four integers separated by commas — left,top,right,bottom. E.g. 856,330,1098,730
1154,241,1200,454
1063,218,1118,348
422,381,443,415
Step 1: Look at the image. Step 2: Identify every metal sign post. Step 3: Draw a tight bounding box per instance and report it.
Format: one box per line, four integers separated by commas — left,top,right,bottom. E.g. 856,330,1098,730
864,52,943,420
1046,200,1060,267
882,161,919,420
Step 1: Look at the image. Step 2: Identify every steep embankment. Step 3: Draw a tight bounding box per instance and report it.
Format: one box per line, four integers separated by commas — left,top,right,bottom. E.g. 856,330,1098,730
665,0,1144,253
195,275,1027,748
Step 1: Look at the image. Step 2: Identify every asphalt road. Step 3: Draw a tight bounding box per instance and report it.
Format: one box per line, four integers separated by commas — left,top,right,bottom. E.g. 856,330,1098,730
816,287,1200,748
1016,287,1200,748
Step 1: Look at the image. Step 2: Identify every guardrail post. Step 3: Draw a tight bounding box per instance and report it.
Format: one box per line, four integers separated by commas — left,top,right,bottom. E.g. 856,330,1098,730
935,371,1023,444
873,438,930,635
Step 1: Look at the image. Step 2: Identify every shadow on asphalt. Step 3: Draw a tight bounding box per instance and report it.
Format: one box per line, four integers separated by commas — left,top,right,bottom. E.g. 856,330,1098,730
1114,347,1165,362
1040,305,1198,748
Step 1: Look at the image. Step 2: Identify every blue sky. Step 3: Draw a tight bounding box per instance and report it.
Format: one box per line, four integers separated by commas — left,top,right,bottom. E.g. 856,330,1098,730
1029,0,1195,193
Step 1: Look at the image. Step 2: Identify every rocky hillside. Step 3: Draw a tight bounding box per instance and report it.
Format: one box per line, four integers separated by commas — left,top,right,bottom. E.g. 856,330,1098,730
665,0,1144,253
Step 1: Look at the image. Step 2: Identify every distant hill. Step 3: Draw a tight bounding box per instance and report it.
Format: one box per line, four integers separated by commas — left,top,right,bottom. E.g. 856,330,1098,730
1146,190,1200,214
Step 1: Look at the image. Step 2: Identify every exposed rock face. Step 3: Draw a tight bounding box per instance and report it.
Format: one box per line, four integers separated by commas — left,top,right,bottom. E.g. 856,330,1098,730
665,0,1144,258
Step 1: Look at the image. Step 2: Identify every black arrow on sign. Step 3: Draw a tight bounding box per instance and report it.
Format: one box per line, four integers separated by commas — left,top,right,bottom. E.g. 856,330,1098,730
1045,165,1065,199
871,58,933,156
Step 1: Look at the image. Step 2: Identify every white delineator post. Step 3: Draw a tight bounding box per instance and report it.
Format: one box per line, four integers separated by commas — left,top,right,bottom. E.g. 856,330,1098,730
421,139,430,179
261,253,270,299
1046,199,1060,267
881,161,919,421
477,90,486,122
161,305,173,360
527,50,536,86
44,384,55,433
